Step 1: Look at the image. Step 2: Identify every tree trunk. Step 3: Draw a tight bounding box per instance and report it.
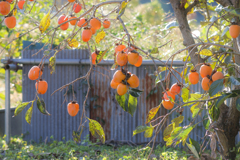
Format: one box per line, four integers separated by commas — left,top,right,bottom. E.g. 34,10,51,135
169,0,240,159
169,0,204,66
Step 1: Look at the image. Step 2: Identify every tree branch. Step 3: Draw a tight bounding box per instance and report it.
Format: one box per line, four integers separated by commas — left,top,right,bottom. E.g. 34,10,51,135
184,0,199,15
215,0,232,7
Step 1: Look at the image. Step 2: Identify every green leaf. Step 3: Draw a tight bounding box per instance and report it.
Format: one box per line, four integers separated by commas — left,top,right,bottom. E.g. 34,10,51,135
49,54,56,74
144,126,154,138
177,125,194,146
189,138,200,153
25,102,34,124
146,105,161,124
186,143,200,159
209,105,220,121
129,88,143,98
72,130,82,143
89,118,105,144
14,101,31,117
181,87,189,103
133,125,151,136
15,84,22,93
203,115,210,130
115,92,137,116
190,102,201,118
150,47,158,54
236,98,240,112
230,76,240,86
215,94,231,108
37,97,50,115
209,79,224,97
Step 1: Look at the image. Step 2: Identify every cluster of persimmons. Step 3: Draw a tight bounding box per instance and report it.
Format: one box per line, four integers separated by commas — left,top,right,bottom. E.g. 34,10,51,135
161,63,225,110
109,44,143,96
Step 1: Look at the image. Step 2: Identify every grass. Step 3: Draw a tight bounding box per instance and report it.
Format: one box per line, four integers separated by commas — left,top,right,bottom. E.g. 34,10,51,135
0,135,189,159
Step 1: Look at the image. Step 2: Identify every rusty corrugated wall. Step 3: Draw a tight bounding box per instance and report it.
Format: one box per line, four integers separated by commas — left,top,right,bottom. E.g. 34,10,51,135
21,49,240,146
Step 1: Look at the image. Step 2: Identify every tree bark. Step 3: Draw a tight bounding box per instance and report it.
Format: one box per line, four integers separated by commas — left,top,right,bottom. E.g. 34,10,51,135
169,0,204,66
169,0,240,159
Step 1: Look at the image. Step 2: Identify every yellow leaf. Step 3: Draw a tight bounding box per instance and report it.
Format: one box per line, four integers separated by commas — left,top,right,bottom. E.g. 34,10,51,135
185,2,194,14
163,124,174,141
95,30,106,44
146,105,160,124
16,32,20,38
67,39,79,48
144,126,154,138
117,1,128,17
89,118,105,144
171,115,184,127
13,8,17,16
39,11,51,34
199,49,213,56
95,46,112,65
158,66,167,72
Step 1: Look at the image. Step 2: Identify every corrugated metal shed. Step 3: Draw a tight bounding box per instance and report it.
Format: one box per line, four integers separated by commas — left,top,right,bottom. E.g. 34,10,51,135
21,48,239,146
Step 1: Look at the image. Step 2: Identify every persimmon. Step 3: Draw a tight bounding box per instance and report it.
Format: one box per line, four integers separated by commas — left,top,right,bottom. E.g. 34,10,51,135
17,0,25,10
170,83,181,95
116,51,128,66
73,3,82,13
6,0,13,3
200,63,212,78
134,55,142,67
229,25,240,39
90,27,96,34
212,71,224,82
0,1,10,15
113,70,126,83
103,19,111,28
58,14,68,25
162,100,174,110
115,44,126,53
163,91,175,101
90,18,101,30
127,74,139,88
60,23,69,30
35,80,48,94
128,51,139,65
92,59,96,65
69,16,77,25
91,52,97,60
67,101,79,117
188,70,199,85
77,18,88,27
29,0,34,1
4,16,16,29
201,77,212,91
68,0,75,2
117,83,128,95
82,28,92,42
28,66,42,80
110,79,120,89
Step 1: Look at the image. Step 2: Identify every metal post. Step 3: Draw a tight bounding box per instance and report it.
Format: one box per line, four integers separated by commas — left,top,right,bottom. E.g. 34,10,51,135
5,68,11,144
